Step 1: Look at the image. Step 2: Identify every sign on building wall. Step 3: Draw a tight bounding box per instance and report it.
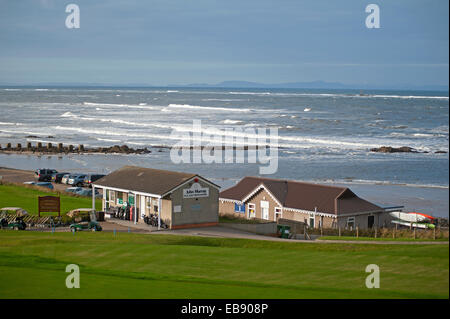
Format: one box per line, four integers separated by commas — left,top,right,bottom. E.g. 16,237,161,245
174,205,181,213
183,182,209,198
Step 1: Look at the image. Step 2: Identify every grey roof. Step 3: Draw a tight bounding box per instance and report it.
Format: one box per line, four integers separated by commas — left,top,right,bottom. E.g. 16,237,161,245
93,166,218,196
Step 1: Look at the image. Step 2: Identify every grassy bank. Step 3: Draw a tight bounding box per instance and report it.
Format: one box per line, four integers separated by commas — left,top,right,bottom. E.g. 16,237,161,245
0,183,101,215
0,231,448,299
319,236,449,242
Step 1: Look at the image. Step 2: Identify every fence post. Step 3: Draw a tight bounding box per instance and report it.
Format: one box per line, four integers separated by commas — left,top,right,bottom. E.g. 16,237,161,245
433,227,436,240
393,224,396,239
356,226,359,238
413,227,416,240
374,227,377,239
338,226,341,237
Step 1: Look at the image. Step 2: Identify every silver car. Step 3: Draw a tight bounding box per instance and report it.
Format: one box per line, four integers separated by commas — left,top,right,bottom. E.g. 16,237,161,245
68,174,87,187
61,174,71,184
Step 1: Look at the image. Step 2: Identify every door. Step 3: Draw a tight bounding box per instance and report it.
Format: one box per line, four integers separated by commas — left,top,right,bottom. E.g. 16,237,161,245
309,216,315,228
248,203,256,218
260,201,269,220
140,195,146,219
368,215,374,228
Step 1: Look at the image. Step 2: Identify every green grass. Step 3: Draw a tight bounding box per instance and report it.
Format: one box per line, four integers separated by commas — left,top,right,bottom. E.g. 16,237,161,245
0,231,448,299
0,184,101,215
319,236,449,242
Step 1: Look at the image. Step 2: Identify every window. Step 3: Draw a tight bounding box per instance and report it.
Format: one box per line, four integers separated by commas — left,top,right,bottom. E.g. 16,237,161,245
153,199,159,213
309,216,315,228
248,203,256,218
235,203,245,214
347,217,355,229
275,207,282,221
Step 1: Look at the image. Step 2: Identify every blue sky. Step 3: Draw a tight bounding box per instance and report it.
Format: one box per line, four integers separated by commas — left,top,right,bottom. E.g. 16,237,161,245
0,0,448,88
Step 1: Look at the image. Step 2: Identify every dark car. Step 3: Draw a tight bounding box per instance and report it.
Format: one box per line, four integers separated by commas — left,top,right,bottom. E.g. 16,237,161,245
84,174,106,187
51,172,69,183
35,168,58,182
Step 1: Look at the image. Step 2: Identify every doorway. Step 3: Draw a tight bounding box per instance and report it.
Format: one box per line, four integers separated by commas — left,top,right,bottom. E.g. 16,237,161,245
368,215,375,228
260,201,269,220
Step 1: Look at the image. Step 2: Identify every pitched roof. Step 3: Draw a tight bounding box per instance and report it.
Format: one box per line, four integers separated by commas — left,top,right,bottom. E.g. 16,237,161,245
93,166,217,196
219,176,382,215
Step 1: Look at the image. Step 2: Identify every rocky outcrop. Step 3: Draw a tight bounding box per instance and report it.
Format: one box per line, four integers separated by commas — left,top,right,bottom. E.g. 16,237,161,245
370,146,427,153
0,142,151,155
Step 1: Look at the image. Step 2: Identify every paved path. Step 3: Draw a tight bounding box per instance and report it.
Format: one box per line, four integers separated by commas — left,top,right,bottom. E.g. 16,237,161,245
105,220,449,245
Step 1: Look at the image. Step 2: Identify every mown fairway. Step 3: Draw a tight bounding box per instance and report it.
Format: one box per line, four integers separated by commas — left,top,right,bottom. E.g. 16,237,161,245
0,231,448,299
0,184,101,214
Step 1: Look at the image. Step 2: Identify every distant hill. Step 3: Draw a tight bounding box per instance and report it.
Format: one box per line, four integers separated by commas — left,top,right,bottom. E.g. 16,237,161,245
176,80,449,91
1,81,448,92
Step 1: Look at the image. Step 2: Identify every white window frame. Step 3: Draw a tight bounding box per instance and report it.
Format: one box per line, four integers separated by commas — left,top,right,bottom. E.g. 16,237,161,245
248,203,256,219
309,215,315,228
347,217,355,229
274,207,282,221
109,190,116,204
146,197,152,209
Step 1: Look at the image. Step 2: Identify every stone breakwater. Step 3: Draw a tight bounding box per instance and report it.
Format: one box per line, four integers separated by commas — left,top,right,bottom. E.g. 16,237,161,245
370,146,447,154
0,142,151,155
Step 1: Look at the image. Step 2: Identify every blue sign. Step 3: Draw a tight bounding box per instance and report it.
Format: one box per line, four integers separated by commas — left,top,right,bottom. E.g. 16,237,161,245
234,203,245,213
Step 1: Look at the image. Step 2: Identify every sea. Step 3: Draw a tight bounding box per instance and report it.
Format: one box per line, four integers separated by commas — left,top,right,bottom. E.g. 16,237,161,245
0,87,448,216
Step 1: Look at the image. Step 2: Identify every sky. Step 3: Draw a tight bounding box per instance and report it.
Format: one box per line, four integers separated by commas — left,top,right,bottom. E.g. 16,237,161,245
0,0,448,88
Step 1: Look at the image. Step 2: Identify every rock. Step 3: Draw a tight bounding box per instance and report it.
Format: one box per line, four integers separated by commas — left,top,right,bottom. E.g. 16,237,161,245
109,145,122,153
435,150,447,154
370,146,419,153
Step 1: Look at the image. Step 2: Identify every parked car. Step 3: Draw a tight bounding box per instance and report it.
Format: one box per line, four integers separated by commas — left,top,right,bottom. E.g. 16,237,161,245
83,174,106,187
23,181,54,190
61,173,71,184
51,172,69,183
77,188,101,198
65,187,83,194
35,168,57,182
68,174,87,187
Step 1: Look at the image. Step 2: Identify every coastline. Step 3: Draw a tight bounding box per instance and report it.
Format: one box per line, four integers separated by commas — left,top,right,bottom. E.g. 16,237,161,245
1,152,448,218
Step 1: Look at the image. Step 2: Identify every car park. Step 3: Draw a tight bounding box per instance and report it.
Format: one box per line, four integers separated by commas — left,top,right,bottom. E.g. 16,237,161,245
68,174,87,187
83,174,106,187
35,168,58,182
51,172,69,183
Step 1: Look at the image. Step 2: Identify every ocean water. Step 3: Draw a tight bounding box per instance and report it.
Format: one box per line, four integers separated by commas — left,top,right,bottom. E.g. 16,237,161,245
0,87,448,192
